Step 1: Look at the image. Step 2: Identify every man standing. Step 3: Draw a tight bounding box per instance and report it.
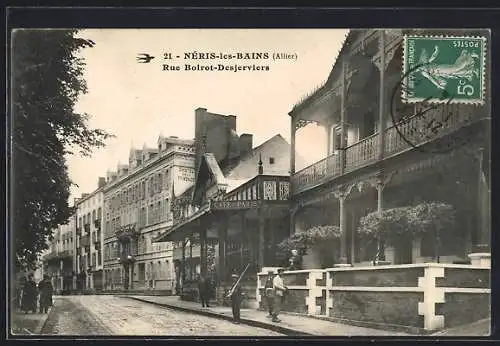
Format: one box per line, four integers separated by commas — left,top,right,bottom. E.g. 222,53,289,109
197,274,210,308
229,273,243,324
272,268,287,323
264,270,275,318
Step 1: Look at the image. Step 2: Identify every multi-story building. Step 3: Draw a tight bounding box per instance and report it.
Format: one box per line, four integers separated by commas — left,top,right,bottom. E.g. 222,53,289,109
288,29,490,266
75,178,106,291
102,135,196,293
41,218,76,293
154,108,304,305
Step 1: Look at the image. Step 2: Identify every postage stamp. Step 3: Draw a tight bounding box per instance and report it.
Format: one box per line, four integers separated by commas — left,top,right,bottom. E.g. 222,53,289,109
402,35,487,104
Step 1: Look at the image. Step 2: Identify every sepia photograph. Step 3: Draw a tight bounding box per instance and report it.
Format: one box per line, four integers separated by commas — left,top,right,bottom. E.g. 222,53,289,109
8,25,491,338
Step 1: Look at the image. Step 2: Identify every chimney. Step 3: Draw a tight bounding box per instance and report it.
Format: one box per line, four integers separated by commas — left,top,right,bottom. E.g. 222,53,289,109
98,177,106,188
226,115,237,131
194,107,207,171
238,133,253,156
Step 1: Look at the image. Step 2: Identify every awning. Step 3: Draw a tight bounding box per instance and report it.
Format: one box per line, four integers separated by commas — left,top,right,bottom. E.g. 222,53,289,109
153,204,212,243
153,198,289,243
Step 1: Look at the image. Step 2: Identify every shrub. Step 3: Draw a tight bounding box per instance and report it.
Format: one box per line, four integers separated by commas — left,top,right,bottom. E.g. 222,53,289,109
278,225,342,267
357,201,455,262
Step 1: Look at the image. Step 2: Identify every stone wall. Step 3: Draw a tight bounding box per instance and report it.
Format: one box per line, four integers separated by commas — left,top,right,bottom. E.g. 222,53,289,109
256,263,490,333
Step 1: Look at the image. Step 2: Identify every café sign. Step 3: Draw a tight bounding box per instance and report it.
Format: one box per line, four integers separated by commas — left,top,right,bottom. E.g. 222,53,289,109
211,200,261,210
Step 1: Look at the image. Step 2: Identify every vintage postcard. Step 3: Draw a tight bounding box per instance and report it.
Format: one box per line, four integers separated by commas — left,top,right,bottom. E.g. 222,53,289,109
9,26,491,338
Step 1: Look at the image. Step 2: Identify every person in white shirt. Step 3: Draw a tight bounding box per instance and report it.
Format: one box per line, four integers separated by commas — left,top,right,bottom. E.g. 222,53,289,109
272,268,287,322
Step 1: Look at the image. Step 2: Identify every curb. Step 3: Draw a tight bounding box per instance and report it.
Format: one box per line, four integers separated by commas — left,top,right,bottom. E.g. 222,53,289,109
276,310,425,335
119,296,312,336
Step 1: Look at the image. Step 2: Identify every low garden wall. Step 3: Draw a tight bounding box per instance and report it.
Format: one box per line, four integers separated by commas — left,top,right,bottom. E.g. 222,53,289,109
256,263,490,333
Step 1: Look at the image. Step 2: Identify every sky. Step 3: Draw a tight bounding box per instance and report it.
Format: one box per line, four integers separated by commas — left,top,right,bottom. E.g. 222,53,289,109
69,28,349,200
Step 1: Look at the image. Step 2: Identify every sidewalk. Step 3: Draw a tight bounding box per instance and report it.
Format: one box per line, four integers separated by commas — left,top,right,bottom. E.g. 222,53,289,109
118,295,412,336
431,318,491,337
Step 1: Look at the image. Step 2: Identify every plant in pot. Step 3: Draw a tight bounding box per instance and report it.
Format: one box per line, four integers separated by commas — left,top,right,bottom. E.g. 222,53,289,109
357,202,455,264
278,225,341,269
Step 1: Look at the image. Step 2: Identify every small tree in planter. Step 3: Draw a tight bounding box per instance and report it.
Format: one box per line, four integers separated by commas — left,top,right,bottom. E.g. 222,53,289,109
278,225,342,269
357,202,455,264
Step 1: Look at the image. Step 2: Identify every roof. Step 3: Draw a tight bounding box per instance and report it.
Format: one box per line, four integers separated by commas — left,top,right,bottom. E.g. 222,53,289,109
192,153,228,205
186,133,294,204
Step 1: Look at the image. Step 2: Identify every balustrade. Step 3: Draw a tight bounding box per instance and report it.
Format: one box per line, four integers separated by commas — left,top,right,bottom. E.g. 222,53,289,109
345,134,379,172
292,154,341,195
293,105,480,195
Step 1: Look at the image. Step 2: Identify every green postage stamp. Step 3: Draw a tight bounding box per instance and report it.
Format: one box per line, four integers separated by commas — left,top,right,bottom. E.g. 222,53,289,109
402,35,487,104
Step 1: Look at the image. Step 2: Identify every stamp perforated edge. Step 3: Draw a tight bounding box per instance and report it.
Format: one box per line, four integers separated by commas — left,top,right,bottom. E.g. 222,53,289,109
401,34,487,106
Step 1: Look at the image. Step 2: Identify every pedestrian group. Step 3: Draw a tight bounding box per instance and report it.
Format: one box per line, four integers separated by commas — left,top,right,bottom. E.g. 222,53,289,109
16,273,54,314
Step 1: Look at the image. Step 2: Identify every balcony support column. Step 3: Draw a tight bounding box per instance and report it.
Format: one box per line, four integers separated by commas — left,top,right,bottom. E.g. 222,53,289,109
378,29,386,159
369,172,394,264
200,225,207,279
218,219,227,283
181,238,186,286
338,195,347,264
335,183,355,266
258,207,266,271
340,60,347,175
189,236,194,279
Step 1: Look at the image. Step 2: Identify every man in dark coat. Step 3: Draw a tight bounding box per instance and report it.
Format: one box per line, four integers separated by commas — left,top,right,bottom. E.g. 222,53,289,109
229,273,244,324
197,274,210,308
21,274,38,313
38,274,54,313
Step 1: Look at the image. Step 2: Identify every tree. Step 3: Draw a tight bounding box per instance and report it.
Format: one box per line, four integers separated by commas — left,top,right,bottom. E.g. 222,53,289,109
11,29,112,272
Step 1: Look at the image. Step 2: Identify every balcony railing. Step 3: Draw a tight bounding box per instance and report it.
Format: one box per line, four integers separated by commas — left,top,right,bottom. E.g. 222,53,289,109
115,224,140,242
292,106,480,195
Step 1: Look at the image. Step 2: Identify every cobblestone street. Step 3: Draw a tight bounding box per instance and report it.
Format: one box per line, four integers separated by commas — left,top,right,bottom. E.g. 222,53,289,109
42,296,283,336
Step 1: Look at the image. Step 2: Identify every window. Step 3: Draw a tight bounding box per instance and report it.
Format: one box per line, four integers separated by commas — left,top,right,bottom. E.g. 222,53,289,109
158,173,163,191
157,201,161,223
269,157,275,164
165,198,169,220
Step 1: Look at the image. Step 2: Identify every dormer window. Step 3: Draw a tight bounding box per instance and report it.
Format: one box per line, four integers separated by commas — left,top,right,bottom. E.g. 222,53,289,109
269,157,275,164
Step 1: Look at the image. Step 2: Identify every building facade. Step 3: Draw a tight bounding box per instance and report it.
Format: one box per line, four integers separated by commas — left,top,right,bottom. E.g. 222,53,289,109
41,217,76,293
75,178,105,291
289,29,490,267
102,135,196,293
155,108,303,305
